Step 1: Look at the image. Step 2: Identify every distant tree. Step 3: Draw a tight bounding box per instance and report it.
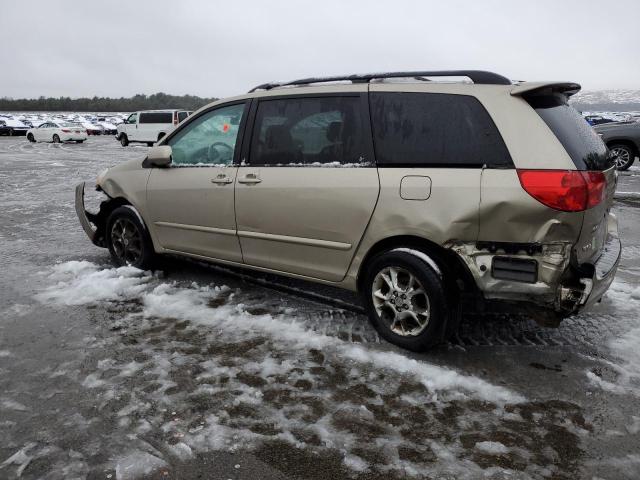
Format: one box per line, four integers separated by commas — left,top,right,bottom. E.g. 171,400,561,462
0,93,218,112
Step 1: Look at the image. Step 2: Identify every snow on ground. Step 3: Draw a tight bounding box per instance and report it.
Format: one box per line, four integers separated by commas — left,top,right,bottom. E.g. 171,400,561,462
25,261,597,479
586,281,640,396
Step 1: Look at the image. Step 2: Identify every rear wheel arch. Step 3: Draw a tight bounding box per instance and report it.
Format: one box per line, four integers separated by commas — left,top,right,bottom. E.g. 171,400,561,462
356,235,477,298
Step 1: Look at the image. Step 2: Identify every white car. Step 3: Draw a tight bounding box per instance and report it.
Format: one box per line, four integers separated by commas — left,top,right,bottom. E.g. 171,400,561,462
26,121,88,143
116,109,191,146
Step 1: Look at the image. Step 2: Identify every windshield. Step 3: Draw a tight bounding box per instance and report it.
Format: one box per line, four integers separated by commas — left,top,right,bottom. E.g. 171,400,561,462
526,94,612,171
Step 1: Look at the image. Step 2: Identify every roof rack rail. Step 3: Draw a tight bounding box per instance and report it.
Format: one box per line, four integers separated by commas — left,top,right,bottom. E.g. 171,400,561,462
249,70,511,92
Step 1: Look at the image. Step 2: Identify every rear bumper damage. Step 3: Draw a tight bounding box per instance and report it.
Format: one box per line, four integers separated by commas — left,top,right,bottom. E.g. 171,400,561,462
452,213,621,322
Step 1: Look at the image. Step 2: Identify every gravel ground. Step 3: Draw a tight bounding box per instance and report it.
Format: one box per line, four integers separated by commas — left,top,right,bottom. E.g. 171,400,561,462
1,136,640,480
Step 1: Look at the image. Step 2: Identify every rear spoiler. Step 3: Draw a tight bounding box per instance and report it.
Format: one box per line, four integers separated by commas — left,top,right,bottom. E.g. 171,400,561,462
510,82,581,98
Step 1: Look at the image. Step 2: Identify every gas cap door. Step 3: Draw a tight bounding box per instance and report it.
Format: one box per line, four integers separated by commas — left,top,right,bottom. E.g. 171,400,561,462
400,175,432,200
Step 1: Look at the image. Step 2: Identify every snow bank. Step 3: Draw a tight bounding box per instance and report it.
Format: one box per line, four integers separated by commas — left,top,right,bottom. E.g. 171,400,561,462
36,261,153,305
475,441,509,455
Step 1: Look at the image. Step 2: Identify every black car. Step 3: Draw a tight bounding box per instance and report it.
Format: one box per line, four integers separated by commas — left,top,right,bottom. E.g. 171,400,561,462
0,119,29,136
594,121,640,170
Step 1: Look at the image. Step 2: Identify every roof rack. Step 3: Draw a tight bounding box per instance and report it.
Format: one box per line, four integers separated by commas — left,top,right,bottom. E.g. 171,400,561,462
249,70,511,92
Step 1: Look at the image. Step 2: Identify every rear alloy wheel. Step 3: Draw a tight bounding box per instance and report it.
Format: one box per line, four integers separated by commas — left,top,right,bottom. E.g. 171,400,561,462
362,250,447,351
52,134,61,143
610,144,636,171
106,206,155,269
120,134,129,147
27,133,35,143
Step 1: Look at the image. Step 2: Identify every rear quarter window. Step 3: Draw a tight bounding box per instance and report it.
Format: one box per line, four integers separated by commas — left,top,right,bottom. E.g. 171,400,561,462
370,92,512,168
139,112,173,124
526,94,612,171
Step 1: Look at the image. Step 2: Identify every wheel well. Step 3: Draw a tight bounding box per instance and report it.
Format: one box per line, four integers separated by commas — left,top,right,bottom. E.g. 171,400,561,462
356,235,478,298
607,140,639,157
157,132,166,141
91,196,132,247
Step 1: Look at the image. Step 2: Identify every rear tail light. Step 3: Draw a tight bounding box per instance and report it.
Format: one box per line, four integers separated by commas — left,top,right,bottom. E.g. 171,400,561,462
61,129,70,133
517,169,606,212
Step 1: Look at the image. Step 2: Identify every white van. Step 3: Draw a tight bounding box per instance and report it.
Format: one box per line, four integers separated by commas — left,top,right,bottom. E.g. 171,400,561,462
116,110,191,146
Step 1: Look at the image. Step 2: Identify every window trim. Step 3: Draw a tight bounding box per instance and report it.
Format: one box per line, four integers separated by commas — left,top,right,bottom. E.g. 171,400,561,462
151,100,250,169
241,93,375,168
369,91,514,170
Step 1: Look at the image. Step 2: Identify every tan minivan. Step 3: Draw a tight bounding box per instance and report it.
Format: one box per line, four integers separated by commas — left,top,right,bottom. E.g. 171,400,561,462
76,70,621,351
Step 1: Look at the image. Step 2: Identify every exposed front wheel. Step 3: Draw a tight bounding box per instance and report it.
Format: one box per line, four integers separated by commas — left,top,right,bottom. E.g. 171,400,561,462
27,133,35,143
52,134,60,143
120,134,129,147
106,206,155,269
610,144,636,171
362,250,447,351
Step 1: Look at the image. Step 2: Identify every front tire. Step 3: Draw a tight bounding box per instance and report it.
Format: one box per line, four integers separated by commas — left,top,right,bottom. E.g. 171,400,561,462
120,134,129,147
362,250,447,351
610,144,636,171
106,206,155,269
27,133,35,143
52,134,60,143
76,140,85,144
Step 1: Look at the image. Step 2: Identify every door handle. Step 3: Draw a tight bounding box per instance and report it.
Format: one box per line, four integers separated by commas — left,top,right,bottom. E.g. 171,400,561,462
211,174,233,185
238,174,262,184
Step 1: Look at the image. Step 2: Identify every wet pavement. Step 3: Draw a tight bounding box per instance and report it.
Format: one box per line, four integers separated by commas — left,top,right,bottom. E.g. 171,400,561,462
1,136,640,479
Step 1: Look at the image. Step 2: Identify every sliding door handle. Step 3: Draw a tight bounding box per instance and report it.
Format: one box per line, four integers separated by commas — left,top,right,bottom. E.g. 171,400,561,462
238,174,262,184
211,174,233,185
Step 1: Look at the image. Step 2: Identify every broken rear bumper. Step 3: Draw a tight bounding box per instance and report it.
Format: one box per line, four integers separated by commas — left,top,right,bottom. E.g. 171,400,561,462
578,232,621,309
75,182,99,245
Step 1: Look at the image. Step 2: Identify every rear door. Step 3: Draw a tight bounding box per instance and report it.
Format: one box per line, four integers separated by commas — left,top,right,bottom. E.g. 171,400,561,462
234,91,379,282
146,102,248,262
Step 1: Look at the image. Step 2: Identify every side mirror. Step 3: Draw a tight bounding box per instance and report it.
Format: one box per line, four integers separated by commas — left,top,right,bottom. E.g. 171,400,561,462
144,145,172,168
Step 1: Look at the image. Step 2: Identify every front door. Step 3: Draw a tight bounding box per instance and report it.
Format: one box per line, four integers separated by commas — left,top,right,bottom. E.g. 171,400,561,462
234,92,379,282
146,102,248,262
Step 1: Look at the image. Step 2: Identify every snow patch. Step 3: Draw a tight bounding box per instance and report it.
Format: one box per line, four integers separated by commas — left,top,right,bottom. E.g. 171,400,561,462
475,441,509,455
36,261,153,306
114,451,166,480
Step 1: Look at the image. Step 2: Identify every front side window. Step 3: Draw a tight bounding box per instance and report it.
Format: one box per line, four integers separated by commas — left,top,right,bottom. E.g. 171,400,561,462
250,96,366,166
370,92,512,168
168,103,246,166
126,113,137,124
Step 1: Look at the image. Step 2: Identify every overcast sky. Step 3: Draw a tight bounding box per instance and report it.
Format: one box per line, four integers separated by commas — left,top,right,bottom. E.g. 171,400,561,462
1,0,639,99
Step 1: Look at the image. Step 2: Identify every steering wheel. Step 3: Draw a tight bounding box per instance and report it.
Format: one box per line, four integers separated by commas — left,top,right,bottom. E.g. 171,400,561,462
208,142,234,163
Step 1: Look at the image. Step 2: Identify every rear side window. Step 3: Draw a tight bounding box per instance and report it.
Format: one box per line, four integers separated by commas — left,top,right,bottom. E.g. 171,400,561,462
139,112,173,124
526,94,612,171
370,92,512,168
250,96,367,166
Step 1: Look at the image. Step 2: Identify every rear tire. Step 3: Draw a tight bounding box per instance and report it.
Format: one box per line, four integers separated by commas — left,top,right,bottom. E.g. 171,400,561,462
147,142,154,147
120,134,129,147
52,134,60,143
610,144,636,171
76,140,84,144
27,133,35,143
106,206,155,269
361,250,447,351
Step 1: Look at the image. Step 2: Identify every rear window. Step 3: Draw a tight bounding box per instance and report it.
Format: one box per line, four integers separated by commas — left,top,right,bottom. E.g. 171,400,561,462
139,112,173,124
526,94,612,171
370,92,512,168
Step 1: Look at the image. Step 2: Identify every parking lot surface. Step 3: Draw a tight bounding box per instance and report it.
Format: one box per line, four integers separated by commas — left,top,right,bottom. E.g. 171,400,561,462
1,136,640,479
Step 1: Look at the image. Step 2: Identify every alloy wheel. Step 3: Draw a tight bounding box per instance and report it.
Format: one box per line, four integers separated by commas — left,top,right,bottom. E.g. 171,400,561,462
611,146,632,168
110,217,143,265
372,266,430,336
